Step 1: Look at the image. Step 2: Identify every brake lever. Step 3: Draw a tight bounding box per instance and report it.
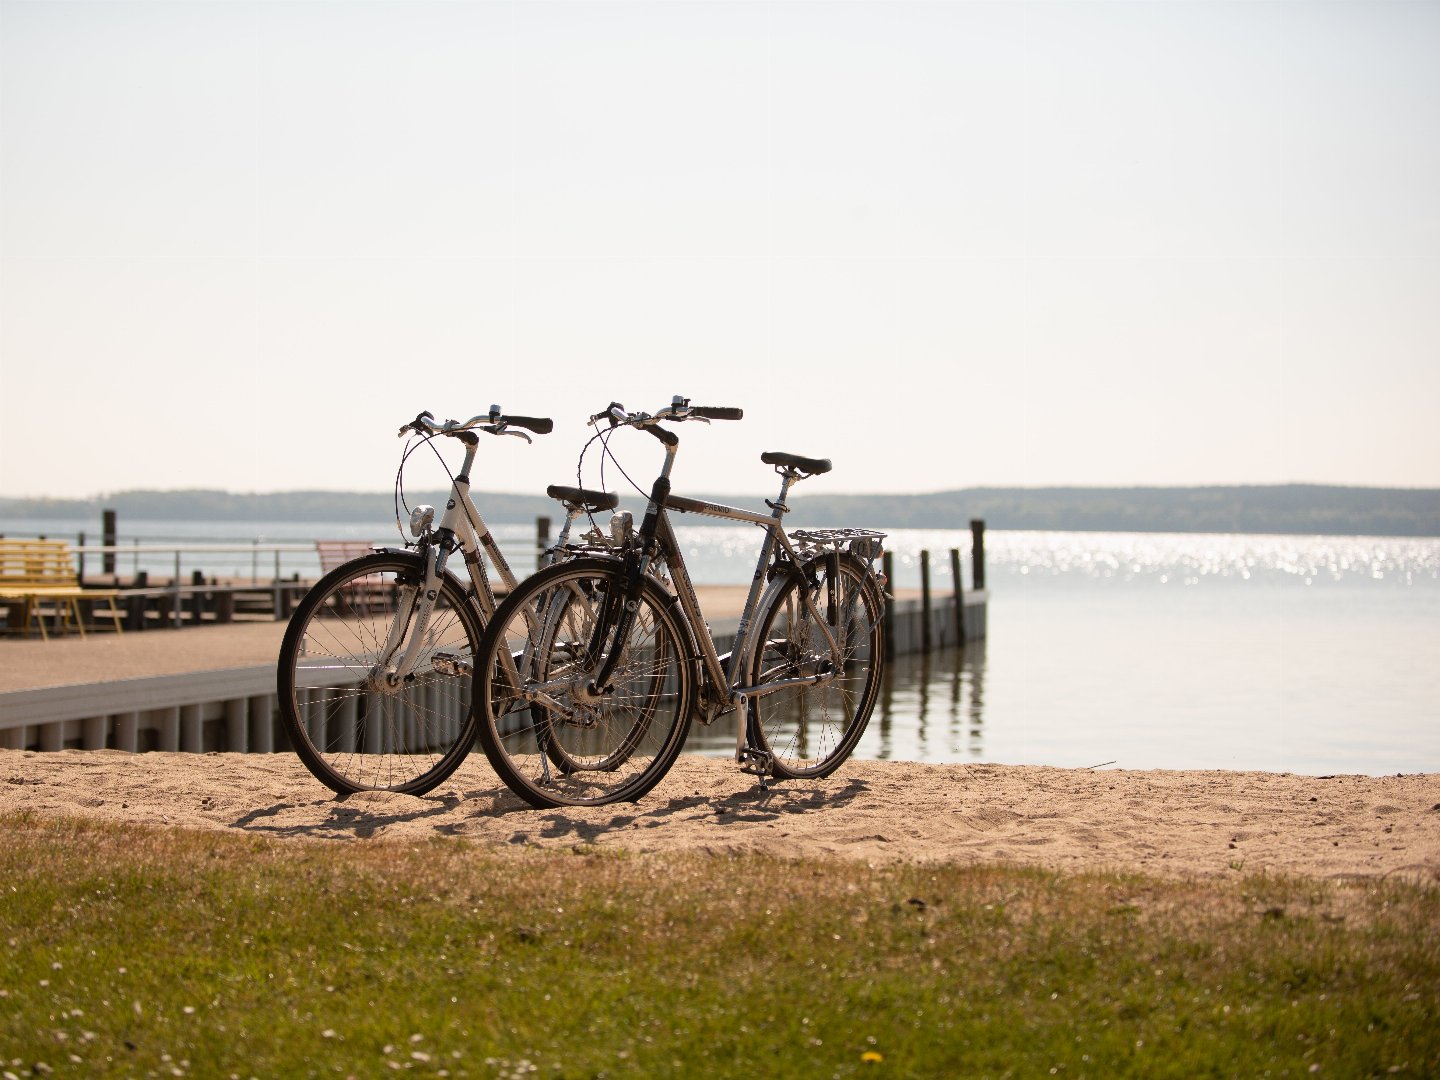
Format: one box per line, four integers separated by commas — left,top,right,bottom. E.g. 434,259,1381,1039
398,410,436,438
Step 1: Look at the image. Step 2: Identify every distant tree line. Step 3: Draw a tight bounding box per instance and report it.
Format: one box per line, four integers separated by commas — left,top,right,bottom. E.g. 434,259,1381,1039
785,485,1440,536
2,484,1437,537
0,489,558,525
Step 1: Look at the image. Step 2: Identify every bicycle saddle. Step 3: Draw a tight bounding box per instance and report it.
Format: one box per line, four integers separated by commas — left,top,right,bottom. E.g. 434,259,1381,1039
760,451,832,476
546,485,620,512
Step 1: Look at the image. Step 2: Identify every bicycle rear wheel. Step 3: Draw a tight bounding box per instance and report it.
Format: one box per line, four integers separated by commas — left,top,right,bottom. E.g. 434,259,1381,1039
277,552,483,795
474,557,693,808
746,553,884,779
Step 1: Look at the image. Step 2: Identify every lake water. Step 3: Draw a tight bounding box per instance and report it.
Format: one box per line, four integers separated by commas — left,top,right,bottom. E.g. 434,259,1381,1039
6,517,1438,777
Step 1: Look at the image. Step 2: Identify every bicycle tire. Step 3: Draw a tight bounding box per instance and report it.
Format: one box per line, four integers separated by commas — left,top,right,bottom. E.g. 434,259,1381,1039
473,557,694,808
746,553,884,779
277,551,483,795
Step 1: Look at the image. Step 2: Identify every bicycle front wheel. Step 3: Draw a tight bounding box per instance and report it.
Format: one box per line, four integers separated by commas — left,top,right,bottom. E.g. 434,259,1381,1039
277,552,483,795
747,553,884,779
474,558,694,808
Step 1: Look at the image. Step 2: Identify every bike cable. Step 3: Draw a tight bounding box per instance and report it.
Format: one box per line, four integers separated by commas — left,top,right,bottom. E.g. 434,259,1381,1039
391,432,456,546
573,423,650,535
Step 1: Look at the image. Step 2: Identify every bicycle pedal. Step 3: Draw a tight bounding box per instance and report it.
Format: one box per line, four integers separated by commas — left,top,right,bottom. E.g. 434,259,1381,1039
737,747,773,777
430,652,472,678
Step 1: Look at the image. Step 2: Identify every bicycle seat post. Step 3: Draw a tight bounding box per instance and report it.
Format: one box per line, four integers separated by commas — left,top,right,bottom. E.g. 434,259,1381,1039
768,467,798,518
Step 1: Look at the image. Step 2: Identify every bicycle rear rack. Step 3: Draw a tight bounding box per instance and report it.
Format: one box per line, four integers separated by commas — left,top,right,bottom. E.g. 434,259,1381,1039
792,527,887,562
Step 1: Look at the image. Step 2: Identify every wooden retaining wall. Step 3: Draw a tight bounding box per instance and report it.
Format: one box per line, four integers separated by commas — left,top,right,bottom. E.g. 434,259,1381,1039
0,667,283,754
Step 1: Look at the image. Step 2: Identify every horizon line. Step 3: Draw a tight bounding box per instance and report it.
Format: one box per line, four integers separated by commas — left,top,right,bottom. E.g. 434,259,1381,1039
4,480,1440,503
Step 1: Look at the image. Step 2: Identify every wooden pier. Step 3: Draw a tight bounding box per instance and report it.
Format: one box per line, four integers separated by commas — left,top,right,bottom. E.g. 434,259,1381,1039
1,524,990,756
0,591,986,756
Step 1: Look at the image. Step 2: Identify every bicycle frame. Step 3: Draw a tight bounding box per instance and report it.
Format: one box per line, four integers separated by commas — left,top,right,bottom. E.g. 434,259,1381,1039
463,400,887,806
626,438,850,763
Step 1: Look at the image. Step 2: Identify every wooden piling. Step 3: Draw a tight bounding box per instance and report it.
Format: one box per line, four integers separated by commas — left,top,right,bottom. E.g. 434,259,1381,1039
950,547,966,645
102,509,117,575
249,695,275,753
225,698,249,753
189,570,206,624
970,519,987,591
536,515,552,569
920,549,932,652
114,712,139,753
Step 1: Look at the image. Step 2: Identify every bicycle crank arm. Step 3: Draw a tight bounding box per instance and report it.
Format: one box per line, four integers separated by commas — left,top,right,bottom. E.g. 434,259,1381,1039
518,686,578,721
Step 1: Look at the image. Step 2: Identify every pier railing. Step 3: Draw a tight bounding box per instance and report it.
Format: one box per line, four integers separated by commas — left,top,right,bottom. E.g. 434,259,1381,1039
9,520,991,637
67,543,320,630
73,542,318,587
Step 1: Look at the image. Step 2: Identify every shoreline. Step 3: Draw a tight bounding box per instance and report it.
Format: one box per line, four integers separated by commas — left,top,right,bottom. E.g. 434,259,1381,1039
4,751,1437,883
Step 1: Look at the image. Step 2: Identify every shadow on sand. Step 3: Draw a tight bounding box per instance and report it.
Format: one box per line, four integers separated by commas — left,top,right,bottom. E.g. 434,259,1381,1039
227,775,870,845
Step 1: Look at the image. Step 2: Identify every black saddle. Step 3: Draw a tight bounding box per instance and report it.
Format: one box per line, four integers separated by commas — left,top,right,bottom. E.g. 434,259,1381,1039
546,485,620,512
760,451,832,476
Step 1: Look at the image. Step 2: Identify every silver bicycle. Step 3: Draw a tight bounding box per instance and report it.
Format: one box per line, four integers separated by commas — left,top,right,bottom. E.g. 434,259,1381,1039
472,396,888,808
276,407,617,796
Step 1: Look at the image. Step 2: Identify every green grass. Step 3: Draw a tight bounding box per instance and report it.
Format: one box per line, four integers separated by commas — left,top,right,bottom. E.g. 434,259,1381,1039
2,812,1437,1078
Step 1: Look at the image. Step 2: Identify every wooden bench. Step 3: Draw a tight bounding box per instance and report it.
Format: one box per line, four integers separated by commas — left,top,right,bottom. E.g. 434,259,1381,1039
316,540,376,574
313,540,389,613
0,539,124,640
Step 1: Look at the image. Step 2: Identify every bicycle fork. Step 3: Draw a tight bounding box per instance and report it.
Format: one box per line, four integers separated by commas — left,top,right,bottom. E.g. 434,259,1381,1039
371,541,454,690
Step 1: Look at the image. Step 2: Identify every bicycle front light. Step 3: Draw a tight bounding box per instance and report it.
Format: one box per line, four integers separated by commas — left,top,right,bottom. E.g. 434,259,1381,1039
409,504,435,537
610,510,634,546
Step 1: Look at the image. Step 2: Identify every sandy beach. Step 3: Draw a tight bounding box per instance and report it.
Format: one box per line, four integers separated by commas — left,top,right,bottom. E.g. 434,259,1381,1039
4,589,1438,884
3,749,1437,883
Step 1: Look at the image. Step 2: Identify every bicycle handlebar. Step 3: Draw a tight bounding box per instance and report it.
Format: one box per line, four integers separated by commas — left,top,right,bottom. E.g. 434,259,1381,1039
589,398,743,430
399,408,553,439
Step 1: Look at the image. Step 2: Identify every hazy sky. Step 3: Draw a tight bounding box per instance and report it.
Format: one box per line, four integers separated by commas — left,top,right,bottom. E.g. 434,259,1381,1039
2,0,1437,501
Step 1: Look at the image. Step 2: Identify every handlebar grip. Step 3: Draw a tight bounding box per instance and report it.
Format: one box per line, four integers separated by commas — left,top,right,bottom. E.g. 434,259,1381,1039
503,415,553,435
692,406,743,421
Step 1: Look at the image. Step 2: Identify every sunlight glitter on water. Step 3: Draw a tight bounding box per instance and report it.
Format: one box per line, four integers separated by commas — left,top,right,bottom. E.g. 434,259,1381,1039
980,531,1440,587
680,531,1440,775
670,527,1440,590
